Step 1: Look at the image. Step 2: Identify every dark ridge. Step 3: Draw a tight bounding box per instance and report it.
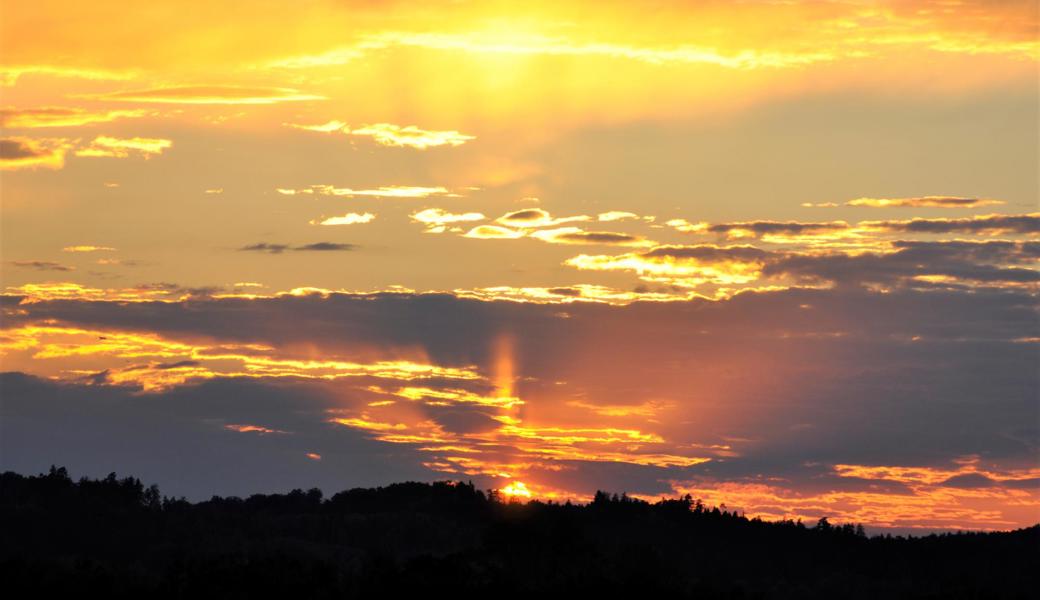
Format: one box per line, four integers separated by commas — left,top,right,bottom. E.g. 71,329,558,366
2,467,1037,599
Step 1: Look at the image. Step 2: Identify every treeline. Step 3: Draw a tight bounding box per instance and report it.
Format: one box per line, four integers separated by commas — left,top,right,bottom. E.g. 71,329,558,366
1,467,1036,599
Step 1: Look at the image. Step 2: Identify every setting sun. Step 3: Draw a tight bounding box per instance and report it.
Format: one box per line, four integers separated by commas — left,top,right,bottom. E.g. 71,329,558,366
501,481,533,500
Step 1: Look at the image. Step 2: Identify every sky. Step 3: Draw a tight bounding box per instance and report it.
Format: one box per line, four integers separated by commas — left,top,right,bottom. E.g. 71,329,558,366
1,0,1038,532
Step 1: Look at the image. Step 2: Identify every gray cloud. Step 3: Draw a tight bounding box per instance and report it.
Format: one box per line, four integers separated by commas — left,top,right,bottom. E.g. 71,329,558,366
0,138,45,160
295,242,357,251
9,260,74,271
239,242,357,253
0,373,431,500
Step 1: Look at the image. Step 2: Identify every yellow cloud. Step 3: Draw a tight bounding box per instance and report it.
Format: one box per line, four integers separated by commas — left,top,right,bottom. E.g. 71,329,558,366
277,185,454,198
94,85,323,105
62,245,116,253
597,211,640,222
285,30,837,70
75,136,172,158
666,218,709,233
346,123,474,149
0,65,136,86
411,208,485,233
388,385,523,409
463,225,525,239
0,324,481,392
285,120,349,132
287,121,475,149
566,245,768,287
310,212,376,225
0,107,149,128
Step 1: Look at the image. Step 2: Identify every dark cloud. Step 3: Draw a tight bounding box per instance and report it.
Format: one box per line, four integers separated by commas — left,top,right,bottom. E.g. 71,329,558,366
2,285,1036,504
547,287,584,297
132,282,224,297
239,243,290,254
765,240,1040,286
154,360,202,370
239,242,357,253
552,231,642,245
870,214,1040,235
699,214,1039,238
294,242,357,252
499,209,546,222
0,138,45,159
8,260,74,271
940,473,996,489
707,221,848,236
422,405,502,435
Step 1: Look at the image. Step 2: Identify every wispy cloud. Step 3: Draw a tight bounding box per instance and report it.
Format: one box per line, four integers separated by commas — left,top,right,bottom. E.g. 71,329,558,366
0,107,149,129
63,246,116,253
598,211,647,222
866,214,1040,235
8,260,75,271
94,85,323,105
310,213,376,226
277,185,456,198
239,242,358,254
411,208,485,233
0,65,136,86
463,225,526,239
529,227,649,247
287,121,475,149
848,196,1005,209
295,242,357,252
75,136,172,158
269,31,837,71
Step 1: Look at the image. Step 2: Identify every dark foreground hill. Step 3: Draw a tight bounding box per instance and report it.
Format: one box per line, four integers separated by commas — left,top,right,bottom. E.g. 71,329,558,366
1,468,1037,599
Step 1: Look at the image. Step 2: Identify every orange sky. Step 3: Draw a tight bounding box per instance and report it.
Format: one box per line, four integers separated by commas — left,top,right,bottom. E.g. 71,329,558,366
1,0,1038,531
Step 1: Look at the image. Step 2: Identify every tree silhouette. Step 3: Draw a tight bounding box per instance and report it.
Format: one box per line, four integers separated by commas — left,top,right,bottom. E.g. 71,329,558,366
0,466,1036,598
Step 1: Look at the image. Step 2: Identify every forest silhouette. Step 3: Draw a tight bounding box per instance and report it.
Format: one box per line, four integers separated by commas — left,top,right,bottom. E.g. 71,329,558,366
2,467,1036,598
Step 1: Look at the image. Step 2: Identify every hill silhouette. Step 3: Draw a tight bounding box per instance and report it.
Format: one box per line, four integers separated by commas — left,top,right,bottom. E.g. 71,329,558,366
1,467,1036,598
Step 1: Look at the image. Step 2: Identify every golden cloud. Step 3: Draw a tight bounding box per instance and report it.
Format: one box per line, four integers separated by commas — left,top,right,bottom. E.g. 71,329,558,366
74,136,172,158
277,184,454,198
95,85,324,105
463,225,525,239
287,120,475,149
0,324,481,392
496,208,590,228
62,245,116,253
411,208,486,233
310,212,376,226
0,107,149,129
529,226,650,247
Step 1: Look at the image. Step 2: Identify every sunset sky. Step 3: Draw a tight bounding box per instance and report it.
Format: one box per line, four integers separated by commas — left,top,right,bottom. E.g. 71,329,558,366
1,0,1038,532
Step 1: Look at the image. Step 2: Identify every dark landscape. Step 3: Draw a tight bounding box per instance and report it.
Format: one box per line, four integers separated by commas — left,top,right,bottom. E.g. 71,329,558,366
2,467,1037,599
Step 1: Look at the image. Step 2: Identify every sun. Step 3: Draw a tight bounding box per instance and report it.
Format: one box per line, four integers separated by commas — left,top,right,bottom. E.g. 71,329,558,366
500,481,532,500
